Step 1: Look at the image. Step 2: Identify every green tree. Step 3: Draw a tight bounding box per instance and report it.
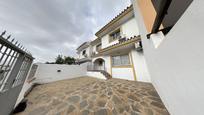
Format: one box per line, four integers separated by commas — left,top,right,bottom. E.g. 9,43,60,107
55,55,64,64
64,56,75,65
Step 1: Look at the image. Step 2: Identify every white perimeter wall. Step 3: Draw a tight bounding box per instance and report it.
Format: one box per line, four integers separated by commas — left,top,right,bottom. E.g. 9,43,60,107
16,62,106,107
34,63,87,84
132,0,204,115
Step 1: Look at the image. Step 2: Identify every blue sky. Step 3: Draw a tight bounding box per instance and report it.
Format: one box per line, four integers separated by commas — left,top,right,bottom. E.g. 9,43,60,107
0,0,130,62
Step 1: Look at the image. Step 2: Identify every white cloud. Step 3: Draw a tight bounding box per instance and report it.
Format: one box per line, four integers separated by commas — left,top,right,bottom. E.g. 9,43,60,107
0,0,130,62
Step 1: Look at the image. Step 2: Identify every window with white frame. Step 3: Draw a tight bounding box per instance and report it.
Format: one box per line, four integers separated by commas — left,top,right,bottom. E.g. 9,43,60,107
112,54,130,67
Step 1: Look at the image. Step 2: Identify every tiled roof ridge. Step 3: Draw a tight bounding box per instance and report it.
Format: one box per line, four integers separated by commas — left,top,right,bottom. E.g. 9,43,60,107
95,4,133,36
76,42,91,50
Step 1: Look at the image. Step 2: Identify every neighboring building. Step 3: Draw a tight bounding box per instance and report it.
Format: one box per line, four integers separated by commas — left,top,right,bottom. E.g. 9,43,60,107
76,42,92,64
77,5,151,82
130,0,202,115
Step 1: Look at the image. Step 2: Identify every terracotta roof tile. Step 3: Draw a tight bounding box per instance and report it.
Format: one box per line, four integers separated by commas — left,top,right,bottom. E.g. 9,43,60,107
99,35,141,53
95,5,133,36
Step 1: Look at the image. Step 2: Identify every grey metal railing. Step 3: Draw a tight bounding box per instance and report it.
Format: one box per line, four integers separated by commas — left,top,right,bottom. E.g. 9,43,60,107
0,30,34,91
87,63,112,79
87,63,106,71
27,64,38,82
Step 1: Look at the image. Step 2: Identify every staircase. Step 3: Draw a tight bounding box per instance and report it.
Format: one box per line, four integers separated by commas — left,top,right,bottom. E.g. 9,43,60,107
87,70,112,80
99,70,112,79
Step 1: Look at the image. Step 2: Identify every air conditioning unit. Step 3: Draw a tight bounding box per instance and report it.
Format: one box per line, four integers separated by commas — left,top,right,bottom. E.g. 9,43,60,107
135,41,143,51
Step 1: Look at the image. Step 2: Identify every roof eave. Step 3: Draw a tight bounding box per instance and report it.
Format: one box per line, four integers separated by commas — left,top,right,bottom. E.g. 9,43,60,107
95,5,133,37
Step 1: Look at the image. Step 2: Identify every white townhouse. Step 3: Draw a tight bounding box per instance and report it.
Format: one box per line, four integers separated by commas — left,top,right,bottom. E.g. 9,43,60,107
77,5,150,82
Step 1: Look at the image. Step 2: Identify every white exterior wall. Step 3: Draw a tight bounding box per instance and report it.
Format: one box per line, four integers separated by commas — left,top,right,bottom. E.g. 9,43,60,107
92,45,97,53
93,56,135,80
79,47,91,59
92,44,100,54
103,56,111,74
121,18,140,38
112,68,134,80
111,50,151,81
92,56,111,74
97,16,146,81
101,35,112,49
132,0,204,115
101,17,140,49
34,63,87,84
131,50,151,82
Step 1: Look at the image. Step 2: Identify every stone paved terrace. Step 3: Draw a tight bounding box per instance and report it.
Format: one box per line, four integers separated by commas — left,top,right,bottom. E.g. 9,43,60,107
15,77,169,115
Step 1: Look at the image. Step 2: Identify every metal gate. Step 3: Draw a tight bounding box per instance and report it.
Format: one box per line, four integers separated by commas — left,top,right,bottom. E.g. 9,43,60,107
0,31,34,115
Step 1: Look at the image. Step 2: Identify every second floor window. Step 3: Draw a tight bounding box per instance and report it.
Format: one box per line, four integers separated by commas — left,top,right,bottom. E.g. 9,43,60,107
109,29,120,42
82,50,86,55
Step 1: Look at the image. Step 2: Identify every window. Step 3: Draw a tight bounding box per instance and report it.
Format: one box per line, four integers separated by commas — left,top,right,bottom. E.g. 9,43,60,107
112,55,130,67
82,50,86,55
96,43,102,52
109,29,121,42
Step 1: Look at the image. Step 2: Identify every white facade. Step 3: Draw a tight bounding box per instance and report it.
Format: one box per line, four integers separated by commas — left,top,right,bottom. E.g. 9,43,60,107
77,6,151,82
78,46,91,59
101,18,139,49
94,8,150,82
112,67,134,80
132,0,204,115
76,42,92,64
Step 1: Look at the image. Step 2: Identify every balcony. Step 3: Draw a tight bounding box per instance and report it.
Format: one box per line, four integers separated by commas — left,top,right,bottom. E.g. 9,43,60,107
99,35,141,55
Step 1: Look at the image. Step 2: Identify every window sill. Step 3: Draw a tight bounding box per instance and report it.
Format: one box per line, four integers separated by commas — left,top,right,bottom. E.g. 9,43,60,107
112,65,132,68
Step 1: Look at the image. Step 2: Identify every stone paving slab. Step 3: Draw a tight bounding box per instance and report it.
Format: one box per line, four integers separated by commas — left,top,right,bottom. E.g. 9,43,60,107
15,77,169,115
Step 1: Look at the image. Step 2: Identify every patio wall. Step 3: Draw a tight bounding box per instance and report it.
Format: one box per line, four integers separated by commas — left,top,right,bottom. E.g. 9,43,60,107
132,0,204,115
33,63,87,84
